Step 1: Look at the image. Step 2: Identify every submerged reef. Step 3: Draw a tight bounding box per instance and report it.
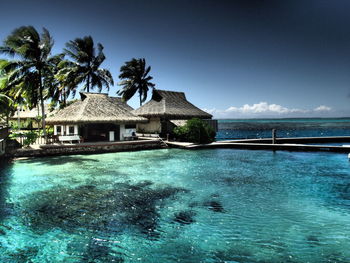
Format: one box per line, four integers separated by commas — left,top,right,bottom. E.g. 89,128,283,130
6,247,39,263
173,210,196,225
80,237,125,263
22,181,188,236
204,200,225,213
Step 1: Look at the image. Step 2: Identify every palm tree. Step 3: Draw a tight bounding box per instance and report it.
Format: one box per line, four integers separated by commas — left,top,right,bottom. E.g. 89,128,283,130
64,36,114,93
0,26,58,138
117,58,155,106
0,89,14,125
47,58,75,108
0,59,39,109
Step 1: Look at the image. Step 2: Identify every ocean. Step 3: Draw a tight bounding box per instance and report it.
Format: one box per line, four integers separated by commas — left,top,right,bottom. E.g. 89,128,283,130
0,149,349,262
0,118,350,262
216,118,350,140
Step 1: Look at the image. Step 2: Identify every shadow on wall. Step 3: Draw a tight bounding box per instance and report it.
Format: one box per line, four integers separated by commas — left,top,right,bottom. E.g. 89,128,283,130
0,158,13,223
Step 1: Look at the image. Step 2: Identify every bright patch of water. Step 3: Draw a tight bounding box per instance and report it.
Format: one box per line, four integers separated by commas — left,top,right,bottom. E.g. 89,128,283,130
0,149,349,262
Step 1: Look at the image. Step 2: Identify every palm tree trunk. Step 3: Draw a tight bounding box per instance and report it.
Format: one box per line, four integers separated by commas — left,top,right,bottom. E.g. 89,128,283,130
87,74,90,93
87,63,91,92
38,71,47,140
63,87,67,106
139,90,142,106
37,104,40,132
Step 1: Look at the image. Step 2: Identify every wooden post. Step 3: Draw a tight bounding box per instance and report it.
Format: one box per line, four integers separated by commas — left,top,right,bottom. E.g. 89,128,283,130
272,129,276,144
166,133,169,141
17,106,21,129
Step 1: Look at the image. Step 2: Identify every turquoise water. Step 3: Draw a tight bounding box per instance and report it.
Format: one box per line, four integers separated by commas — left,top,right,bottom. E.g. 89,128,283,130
0,149,350,262
217,118,350,139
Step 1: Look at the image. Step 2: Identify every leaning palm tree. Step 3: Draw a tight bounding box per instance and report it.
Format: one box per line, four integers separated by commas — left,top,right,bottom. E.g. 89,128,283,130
117,58,155,106
47,58,75,108
64,36,114,93
0,84,14,125
0,26,58,138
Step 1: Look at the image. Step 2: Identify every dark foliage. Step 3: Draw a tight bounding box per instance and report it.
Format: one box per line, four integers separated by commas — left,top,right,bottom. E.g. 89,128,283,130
174,118,216,144
63,36,114,93
117,58,155,106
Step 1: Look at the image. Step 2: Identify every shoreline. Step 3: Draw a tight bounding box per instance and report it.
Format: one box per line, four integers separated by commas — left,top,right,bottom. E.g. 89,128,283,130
4,136,350,159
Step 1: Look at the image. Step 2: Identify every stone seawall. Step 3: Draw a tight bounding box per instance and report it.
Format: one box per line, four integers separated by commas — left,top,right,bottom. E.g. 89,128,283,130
7,140,163,158
0,139,5,157
0,127,9,158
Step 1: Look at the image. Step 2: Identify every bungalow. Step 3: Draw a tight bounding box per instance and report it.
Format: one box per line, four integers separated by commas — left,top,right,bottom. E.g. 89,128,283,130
132,89,215,135
10,105,56,129
46,92,148,142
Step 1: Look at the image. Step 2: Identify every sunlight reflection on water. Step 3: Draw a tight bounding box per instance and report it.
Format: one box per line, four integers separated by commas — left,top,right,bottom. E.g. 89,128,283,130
0,149,349,262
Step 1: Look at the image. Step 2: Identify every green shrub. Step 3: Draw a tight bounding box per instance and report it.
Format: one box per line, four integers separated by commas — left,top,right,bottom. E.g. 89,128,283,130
23,131,38,147
9,132,23,139
174,118,216,144
9,120,20,130
47,126,54,136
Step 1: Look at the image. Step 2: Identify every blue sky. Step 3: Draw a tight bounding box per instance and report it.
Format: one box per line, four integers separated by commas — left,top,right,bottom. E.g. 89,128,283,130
1,0,349,118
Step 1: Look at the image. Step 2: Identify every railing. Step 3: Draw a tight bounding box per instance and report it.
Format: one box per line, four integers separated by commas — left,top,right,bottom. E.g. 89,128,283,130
135,132,167,147
14,134,56,146
157,135,168,147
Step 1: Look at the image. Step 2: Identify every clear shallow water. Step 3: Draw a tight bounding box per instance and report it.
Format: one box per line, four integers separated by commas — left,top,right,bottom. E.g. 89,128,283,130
0,149,349,262
217,118,350,140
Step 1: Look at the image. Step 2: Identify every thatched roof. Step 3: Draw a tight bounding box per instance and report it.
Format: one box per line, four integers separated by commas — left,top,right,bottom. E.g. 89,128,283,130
170,119,188,127
132,89,212,119
46,92,148,125
11,105,56,119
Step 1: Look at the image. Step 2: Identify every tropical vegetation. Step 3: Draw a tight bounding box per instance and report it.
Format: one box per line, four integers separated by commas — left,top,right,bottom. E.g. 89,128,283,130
174,118,216,144
117,58,155,106
0,93,13,125
63,36,114,93
0,26,61,138
0,25,161,147
0,26,122,137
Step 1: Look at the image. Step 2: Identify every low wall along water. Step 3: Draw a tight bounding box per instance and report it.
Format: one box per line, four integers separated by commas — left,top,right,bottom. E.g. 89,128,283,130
0,127,9,156
8,140,163,158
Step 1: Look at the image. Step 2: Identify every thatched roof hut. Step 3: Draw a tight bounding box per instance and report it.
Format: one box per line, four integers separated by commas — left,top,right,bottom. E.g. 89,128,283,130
132,89,212,119
11,105,55,120
46,92,147,125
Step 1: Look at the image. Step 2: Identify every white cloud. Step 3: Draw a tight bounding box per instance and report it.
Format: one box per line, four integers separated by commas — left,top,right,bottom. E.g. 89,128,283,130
226,102,306,114
203,102,333,118
313,105,332,112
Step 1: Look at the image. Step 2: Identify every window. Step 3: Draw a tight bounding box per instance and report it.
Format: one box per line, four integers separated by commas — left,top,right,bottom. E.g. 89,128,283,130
69,126,75,135
56,126,62,135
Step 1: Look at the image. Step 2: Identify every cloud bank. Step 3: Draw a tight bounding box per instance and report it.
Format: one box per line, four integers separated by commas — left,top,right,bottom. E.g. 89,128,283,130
203,102,334,118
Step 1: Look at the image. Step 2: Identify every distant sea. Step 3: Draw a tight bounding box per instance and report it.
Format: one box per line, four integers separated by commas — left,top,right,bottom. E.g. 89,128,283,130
216,118,350,140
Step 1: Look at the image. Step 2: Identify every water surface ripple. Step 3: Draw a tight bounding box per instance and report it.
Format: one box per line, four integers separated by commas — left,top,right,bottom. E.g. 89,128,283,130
0,149,349,262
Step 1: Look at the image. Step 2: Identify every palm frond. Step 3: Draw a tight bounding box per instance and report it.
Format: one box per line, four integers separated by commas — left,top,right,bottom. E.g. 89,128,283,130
117,58,155,105
63,36,111,93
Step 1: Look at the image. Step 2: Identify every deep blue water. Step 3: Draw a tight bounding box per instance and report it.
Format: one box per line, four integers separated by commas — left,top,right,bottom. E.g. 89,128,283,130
216,118,350,140
0,149,349,262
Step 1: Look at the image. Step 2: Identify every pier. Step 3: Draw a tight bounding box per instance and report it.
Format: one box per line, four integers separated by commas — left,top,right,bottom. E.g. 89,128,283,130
223,136,350,144
167,136,350,153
